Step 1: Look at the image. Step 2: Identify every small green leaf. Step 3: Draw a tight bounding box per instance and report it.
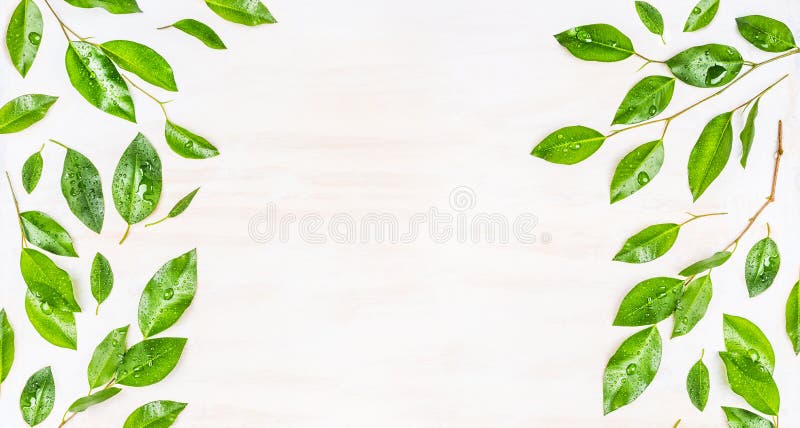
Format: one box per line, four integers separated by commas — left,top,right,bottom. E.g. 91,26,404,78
117,337,187,387
722,407,774,428
667,45,743,88
740,98,759,168
672,276,712,338
139,249,197,337
112,133,163,225
90,253,114,314
745,237,780,297
603,326,661,415
21,150,43,194
124,400,187,428
613,222,678,263
20,248,81,312
613,277,683,326
0,309,14,385
532,126,605,165
613,76,675,125
165,121,220,159
87,326,128,389
634,1,664,41
167,19,226,50
610,140,663,203
554,24,634,62
100,40,177,92
6,0,43,77
24,291,77,349
63,0,141,14
723,314,775,373
66,41,135,122
684,0,720,32
19,211,78,257
67,388,122,413
61,147,105,233
148,188,201,227
19,366,55,426
687,354,709,411
719,351,779,416
679,251,732,276
0,94,57,134
786,281,800,355
205,0,276,26
688,112,733,201
736,15,796,52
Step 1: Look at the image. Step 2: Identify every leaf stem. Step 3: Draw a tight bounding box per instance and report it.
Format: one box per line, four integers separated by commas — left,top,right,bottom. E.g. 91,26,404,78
673,419,681,428
680,211,727,226
156,25,173,30
48,139,70,150
5,171,27,249
41,0,85,41
144,216,168,228
120,74,170,119
119,224,132,245
730,74,789,113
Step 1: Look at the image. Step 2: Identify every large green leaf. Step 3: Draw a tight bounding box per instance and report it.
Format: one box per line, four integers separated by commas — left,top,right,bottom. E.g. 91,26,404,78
613,277,683,326
61,147,105,233
67,388,122,413
613,222,678,263
19,211,78,257
165,121,220,159
532,126,605,165
672,276,712,338
683,0,720,32
0,94,57,134
722,407,774,428
787,281,800,355
610,140,663,203
112,133,163,225
686,354,709,411
205,0,276,26
603,326,661,415
65,41,135,122
117,337,187,387
20,248,81,312
736,15,796,52
744,237,780,297
667,45,743,88
679,251,732,276
168,19,226,50
100,41,177,92
90,253,114,314
24,291,77,349
63,0,141,14
612,76,675,125
21,149,43,193
87,326,128,389
123,400,187,428
554,24,634,62
0,309,14,385
139,249,197,337
719,352,779,416
634,1,664,42
723,314,775,373
740,99,759,168
19,366,55,426
688,112,733,201
6,0,43,77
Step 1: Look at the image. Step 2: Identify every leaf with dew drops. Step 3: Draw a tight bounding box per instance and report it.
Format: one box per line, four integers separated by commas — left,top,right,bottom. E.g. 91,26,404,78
603,326,661,414
612,76,675,125
87,326,128,389
116,337,187,387
688,112,733,201
786,281,800,355
722,407,774,428
672,276,712,338
736,15,796,53
6,0,43,77
744,236,780,297
124,400,187,428
613,277,684,326
166,19,226,50
0,309,14,386
740,98,759,168
21,147,43,194
165,121,220,159
205,0,276,26
686,353,709,411
667,45,742,88
554,24,634,62
0,94,57,134
138,249,197,337
19,211,78,257
65,41,135,122
91,253,114,315
61,146,105,233
634,1,664,43
532,126,605,165
25,290,77,350
63,0,141,14
684,0,720,32
610,140,663,203
112,133,163,241
19,366,55,426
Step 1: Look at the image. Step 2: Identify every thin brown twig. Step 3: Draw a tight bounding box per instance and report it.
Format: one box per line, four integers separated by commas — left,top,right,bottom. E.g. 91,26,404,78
5,171,27,249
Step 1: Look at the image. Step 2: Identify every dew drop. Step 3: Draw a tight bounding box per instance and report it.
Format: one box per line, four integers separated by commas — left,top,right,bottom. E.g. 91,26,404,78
626,363,638,375
692,7,702,14
163,288,175,300
28,32,41,45
576,30,593,43
748,348,759,362
40,302,52,315
637,171,650,185
648,105,657,116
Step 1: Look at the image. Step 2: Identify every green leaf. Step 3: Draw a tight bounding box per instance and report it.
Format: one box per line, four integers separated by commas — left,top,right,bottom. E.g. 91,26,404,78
139,249,197,337
87,326,128,389
679,251,732,276
740,99,759,168
683,0,719,32
554,24,634,62
22,150,43,194
6,0,43,77
609,140,663,203
672,276,712,338
112,133,163,225
719,352,779,416
61,147,105,233
613,277,683,326
124,400,187,428
165,121,220,159
0,309,14,385
723,314,775,373
19,366,55,426
687,355,709,411
688,112,733,201
613,222,678,263
168,19,226,50
602,326,661,415
63,0,141,14
722,407,774,428
532,126,605,165
736,15,796,52
667,45,743,88
744,237,780,297
634,1,664,41
24,290,77,349
167,188,200,218
100,40,177,92
66,41,135,122
612,76,675,125
19,211,78,257
205,0,276,26
90,253,114,314
20,248,81,312
0,94,57,134
67,388,122,413
786,281,800,355
117,337,187,387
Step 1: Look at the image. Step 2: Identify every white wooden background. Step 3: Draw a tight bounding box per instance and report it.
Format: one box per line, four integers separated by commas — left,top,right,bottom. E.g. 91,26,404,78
1,0,800,426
